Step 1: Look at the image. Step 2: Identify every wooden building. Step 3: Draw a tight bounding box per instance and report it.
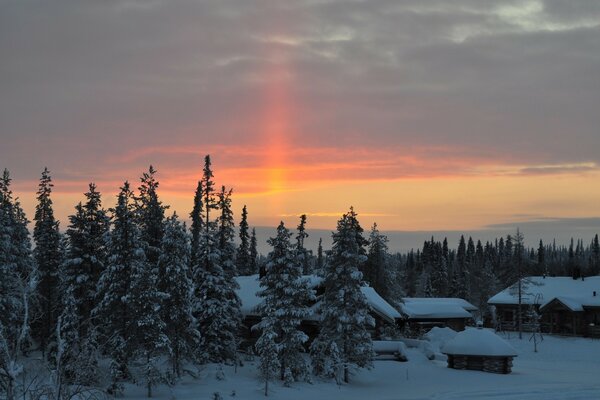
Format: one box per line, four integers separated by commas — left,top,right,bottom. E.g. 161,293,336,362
442,327,518,374
235,275,402,347
397,298,477,332
488,276,600,337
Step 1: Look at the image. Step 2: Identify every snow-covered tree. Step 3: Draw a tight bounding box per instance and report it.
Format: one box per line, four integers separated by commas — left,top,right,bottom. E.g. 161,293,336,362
126,238,169,398
258,222,312,384
364,223,399,302
310,208,374,383
159,213,201,377
61,183,110,340
190,180,204,274
250,228,259,275
217,186,237,279
32,167,63,354
255,316,280,397
0,170,36,400
295,215,311,275
235,205,252,276
194,156,241,364
94,181,145,382
136,166,167,286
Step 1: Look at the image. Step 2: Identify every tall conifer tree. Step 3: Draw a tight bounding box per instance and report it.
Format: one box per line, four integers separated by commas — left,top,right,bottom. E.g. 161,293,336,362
32,168,62,354
310,208,374,383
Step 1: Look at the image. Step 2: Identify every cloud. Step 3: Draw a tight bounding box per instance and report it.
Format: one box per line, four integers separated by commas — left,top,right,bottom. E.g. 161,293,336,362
1,0,599,228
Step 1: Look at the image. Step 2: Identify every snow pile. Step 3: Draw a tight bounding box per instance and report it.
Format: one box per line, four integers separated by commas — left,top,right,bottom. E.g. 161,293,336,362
425,327,457,348
442,328,517,357
372,340,408,361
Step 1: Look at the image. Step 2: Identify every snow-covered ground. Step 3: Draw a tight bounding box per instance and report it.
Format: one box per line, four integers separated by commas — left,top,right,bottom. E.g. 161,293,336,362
122,333,600,400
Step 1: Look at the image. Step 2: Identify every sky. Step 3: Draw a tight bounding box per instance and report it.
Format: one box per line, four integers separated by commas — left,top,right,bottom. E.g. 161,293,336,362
1,0,600,249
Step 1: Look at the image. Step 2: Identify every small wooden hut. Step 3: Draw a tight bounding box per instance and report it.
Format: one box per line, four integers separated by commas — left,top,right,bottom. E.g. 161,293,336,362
441,327,517,374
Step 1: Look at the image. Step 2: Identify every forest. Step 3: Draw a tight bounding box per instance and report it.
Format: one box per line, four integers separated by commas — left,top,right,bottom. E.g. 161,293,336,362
1,155,599,399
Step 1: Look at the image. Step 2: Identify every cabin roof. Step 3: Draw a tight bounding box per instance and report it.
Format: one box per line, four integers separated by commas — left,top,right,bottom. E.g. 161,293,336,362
398,298,476,320
234,274,401,323
488,276,600,310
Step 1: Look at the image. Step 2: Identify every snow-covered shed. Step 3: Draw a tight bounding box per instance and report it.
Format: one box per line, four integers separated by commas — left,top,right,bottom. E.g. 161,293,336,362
398,298,477,332
488,276,600,336
441,327,517,374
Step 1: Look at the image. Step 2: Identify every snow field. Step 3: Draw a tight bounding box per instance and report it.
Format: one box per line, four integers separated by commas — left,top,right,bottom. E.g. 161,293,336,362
119,333,600,400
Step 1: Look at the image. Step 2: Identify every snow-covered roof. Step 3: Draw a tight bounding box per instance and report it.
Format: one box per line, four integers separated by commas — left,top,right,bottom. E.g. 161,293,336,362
441,328,518,357
235,275,263,316
235,274,323,317
398,298,476,320
402,298,478,312
234,274,401,323
361,286,401,323
488,276,600,310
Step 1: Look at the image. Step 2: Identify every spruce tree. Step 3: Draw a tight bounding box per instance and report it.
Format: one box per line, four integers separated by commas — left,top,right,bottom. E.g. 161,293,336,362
190,180,204,273
364,223,395,301
0,170,37,400
194,155,241,364
127,237,169,398
62,183,109,339
258,222,312,384
217,186,237,279
316,238,324,275
159,213,201,377
32,167,63,354
295,214,311,275
310,208,374,383
94,182,145,382
255,316,280,397
235,205,252,276
250,228,259,275
136,166,167,284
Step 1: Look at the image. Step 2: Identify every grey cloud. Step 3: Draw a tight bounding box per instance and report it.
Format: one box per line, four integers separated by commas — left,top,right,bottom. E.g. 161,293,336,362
1,0,599,179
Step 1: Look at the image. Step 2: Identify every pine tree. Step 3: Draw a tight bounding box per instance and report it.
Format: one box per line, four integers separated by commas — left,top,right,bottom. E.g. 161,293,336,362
258,222,312,384
62,183,110,340
94,182,145,381
310,208,374,383
159,213,201,377
32,167,63,354
235,205,252,276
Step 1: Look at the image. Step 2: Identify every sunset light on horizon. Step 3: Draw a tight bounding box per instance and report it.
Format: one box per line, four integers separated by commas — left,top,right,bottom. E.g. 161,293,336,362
2,0,600,238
